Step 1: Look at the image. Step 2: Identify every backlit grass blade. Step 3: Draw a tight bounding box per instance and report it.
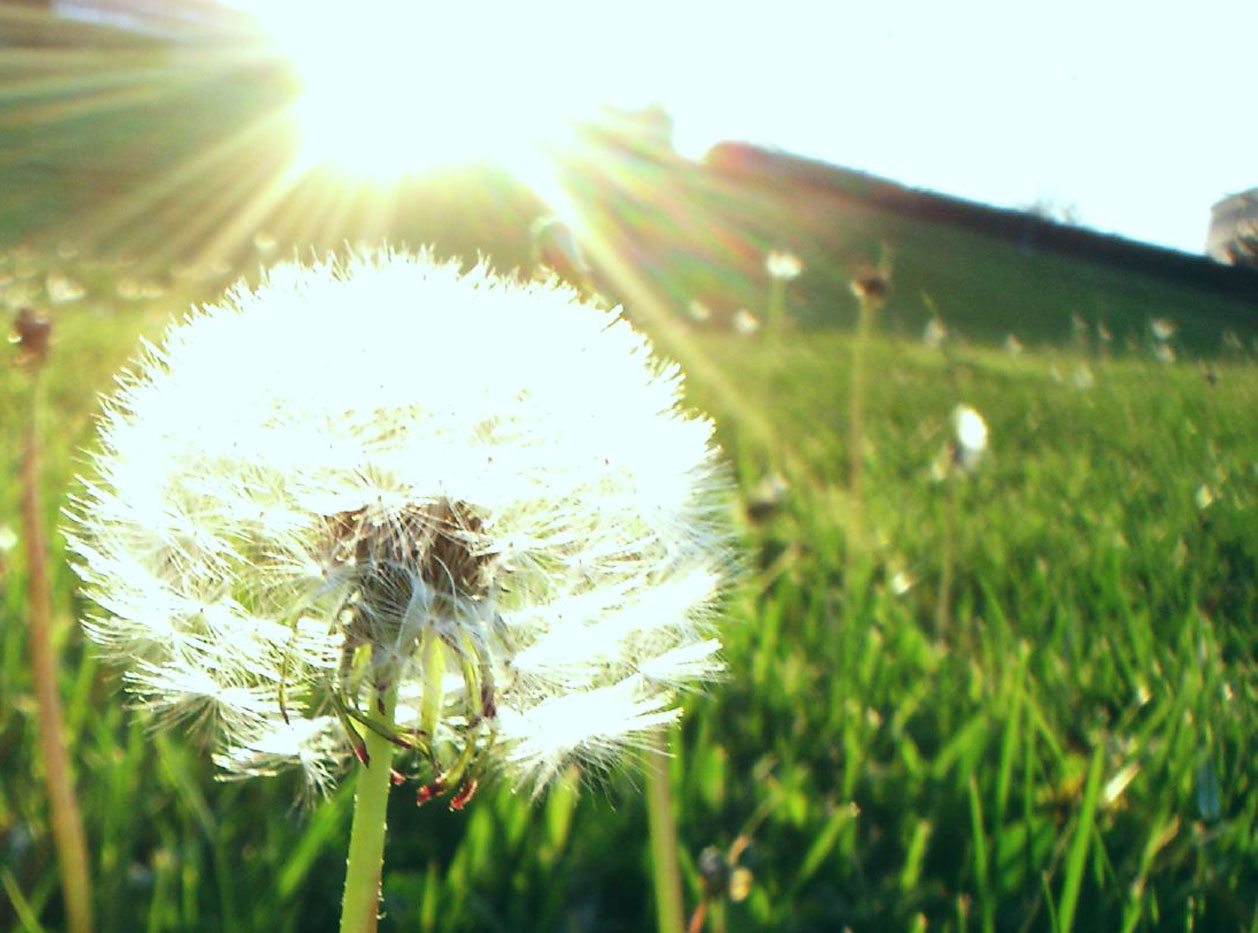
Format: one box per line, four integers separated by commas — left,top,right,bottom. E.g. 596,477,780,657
1058,746,1105,932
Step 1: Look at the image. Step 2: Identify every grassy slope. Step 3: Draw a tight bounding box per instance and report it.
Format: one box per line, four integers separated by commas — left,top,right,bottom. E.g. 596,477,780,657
1,258,1255,931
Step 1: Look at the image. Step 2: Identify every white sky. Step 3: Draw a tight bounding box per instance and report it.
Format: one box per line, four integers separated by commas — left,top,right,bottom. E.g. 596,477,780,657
238,0,1258,255
588,0,1258,255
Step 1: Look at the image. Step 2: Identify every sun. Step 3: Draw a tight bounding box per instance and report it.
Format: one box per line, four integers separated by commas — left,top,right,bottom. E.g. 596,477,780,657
242,1,600,181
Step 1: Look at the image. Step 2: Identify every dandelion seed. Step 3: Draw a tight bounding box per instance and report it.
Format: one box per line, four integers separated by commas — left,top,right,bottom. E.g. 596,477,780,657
67,250,734,801
764,250,802,281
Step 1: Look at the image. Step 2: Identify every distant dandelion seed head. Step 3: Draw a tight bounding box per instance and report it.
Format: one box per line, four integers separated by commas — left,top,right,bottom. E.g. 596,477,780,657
765,250,802,281
922,317,947,349
66,250,735,799
951,404,989,471
731,308,760,336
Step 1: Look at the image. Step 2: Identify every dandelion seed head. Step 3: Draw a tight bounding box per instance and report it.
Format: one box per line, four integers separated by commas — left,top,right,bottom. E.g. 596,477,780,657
686,298,712,323
765,251,803,281
922,318,947,349
68,250,734,798
731,309,760,336
952,404,989,472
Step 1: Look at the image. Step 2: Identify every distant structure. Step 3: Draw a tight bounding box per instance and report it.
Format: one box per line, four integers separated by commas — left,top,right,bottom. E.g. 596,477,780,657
584,102,676,156
1206,189,1258,267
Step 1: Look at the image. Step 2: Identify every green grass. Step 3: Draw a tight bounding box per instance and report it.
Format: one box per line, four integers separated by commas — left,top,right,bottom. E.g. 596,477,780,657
1,238,1254,932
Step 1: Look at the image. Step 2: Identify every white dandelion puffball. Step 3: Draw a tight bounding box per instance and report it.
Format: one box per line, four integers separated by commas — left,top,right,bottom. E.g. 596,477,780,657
952,404,989,472
67,250,734,798
764,250,803,281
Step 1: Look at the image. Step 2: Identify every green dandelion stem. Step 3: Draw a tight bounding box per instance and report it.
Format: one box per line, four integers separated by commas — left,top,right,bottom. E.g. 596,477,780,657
766,278,786,333
339,686,399,933
847,288,877,552
645,745,685,933
935,472,958,638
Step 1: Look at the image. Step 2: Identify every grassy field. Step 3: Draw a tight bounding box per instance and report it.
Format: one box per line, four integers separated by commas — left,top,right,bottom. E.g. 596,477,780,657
1,235,1255,932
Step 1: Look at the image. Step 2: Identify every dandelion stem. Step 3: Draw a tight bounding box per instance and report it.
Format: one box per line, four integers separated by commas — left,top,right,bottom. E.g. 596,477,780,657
645,746,685,933
19,345,94,933
847,290,876,553
935,473,957,638
339,686,398,933
766,278,785,334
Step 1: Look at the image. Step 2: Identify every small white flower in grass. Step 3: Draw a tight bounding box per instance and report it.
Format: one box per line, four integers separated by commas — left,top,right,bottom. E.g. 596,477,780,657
1154,342,1176,364
951,404,989,472
1004,333,1023,356
765,250,802,281
67,250,734,804
1150,318,1177,341
0,525,17,552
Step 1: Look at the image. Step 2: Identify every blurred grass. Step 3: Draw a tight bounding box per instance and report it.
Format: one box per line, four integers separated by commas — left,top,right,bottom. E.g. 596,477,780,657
0,242,1254,931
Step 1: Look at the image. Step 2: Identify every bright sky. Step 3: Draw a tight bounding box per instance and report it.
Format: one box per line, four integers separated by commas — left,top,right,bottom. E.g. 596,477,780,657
243,0,1258,255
